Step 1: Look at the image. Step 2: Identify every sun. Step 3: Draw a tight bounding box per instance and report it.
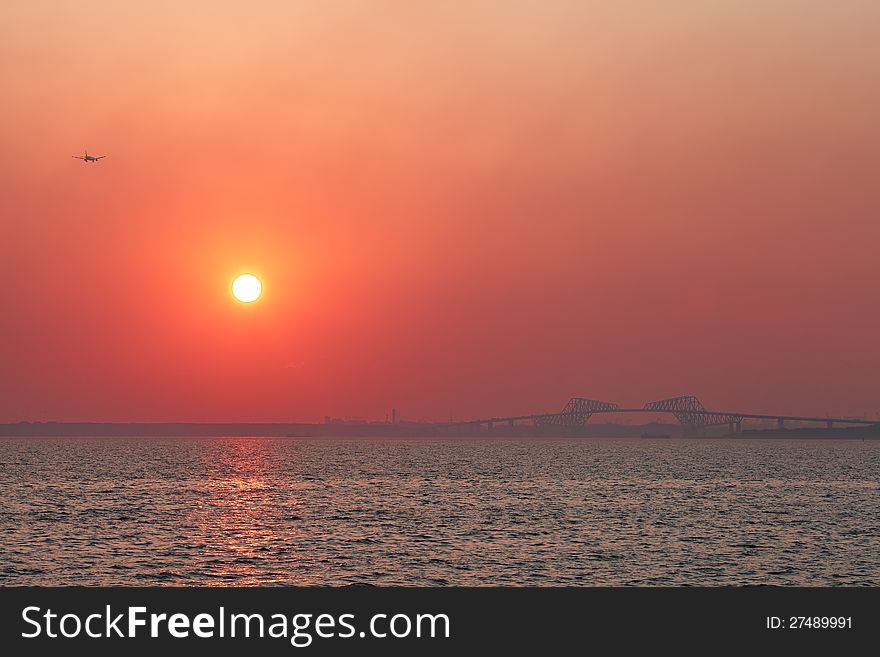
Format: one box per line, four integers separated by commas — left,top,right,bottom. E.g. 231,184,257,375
232,273,262,303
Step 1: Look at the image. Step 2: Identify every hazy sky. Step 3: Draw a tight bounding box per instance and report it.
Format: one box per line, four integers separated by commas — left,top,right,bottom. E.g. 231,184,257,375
1,1,879,422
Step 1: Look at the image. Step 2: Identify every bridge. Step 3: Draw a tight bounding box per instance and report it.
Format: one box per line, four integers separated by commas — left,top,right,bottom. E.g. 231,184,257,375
438,395,879,436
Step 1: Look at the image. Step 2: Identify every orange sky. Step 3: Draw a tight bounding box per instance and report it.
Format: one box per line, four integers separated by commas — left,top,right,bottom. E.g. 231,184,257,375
1,1,879,422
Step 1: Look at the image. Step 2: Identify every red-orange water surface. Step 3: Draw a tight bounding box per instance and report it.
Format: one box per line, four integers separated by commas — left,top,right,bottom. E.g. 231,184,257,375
1,437,878,585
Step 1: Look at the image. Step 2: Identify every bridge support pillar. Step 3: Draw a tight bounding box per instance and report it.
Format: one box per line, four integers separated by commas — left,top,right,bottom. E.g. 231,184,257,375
508,419,515,427
826,420,833,429
487,421,494,431
736,420,742,433
777,418,785,429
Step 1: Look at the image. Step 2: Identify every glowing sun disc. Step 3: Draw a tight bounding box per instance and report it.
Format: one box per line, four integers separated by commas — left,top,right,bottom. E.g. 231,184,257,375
232,274,262,303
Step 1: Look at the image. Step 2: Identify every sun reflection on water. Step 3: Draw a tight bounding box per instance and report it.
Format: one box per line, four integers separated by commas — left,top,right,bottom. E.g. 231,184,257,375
196,439,303,585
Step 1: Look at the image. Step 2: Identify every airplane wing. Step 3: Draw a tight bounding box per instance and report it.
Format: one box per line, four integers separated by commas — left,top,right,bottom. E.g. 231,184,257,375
72,155,85,159
95,156,107,160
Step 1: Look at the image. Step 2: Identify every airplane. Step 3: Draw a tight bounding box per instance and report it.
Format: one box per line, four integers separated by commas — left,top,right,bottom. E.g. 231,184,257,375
72,150,106,163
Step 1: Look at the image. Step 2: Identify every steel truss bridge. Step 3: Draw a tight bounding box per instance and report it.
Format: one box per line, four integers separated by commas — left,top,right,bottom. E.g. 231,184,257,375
438,395,878,436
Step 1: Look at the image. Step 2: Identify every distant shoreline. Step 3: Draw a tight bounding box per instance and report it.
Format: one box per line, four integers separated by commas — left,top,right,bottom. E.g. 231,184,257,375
0,421,877,439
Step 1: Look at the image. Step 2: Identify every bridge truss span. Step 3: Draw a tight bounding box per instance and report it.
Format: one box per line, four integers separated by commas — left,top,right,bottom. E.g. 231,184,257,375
539,398,620,427
643,395,743,432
